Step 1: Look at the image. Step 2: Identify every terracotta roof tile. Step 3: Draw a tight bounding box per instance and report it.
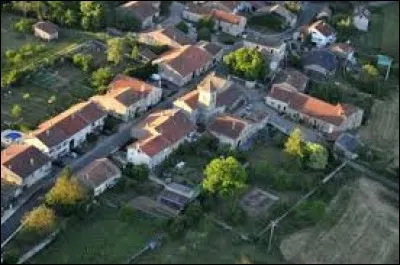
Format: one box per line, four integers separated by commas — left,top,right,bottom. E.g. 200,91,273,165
310,20,335,37
211,9,243,24
119,1,159,22
77,158,120,188
209,115,248,140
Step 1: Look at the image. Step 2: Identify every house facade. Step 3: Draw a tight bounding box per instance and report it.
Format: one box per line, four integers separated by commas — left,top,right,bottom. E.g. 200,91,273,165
117,1,160,29
211,9,247,36
76,158,121,197
33,21,59,41
92,75,162,121
265,84,364,134
153,45,214,87
1,143,52,188
138,26,195,49
353,5,370,32
308,20,336,48
127,109,195,168
25,102,107,159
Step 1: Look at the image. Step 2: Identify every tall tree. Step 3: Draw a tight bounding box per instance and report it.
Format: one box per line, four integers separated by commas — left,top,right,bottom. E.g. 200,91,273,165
130,44,139,60
223,47,266,81
284,128,303,158
22,205,56,235
91,67,113,93
80,1,105,31
11,104,22,118
64,9,78,27
45,172,86,207
202,156,247,197
107,37,125,64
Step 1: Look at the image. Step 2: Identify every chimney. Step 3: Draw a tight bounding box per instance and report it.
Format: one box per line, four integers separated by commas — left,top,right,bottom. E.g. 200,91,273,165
30,158,34,166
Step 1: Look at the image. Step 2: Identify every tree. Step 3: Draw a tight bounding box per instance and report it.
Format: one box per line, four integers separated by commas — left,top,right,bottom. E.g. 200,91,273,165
22,205,56,235
1,70,21,88
284,1,301,14
80,1,105,31
305,143,328,170
284,128,304,158
361,63,380,82
333,13,354,40
202,156,247,197
72,53,93,72
107,37,125,65
45,172,86,208
13,18,32,34
122,163,149,181
64,9,78,27
91,67,113,93
130,44,139,60
11,104,22,118
184,201,203,227
223,47,266,81
115,11,141,32
196,16,214,30
197,27,211,41
175,21,189,34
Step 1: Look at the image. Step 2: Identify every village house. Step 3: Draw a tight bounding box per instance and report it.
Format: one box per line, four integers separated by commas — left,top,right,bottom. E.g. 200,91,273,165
353,5,371,32
182,2,210,23
273,68,309,92
76,158,121,197
173,72,246,123
329,42,356,65
1,143,52,188
308,20,336,48
197,41,224,64
32,21,59,41
211,9,247,36
117,1,160,29
203,1,252,13
153,45,214,87
265,84,364,134
25,101,107,159
138,25,195,49
302,49,338,80
127,109,195,169
208,114,268,148
92,75,162,122
262,4,297,27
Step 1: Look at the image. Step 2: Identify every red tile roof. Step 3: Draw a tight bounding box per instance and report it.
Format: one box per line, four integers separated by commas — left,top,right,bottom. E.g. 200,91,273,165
180,90,200,110
119,1,160,22
211,9,242,24
77,158,120,188
267,85,358,126
311,20,335,37
1,144,51,179
209,115,248,140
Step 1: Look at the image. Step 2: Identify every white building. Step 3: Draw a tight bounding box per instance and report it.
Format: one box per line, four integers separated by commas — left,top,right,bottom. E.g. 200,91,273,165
308,20,336,48
265,84,364,134
76,158,121,197
353,5,371,32
92,75,162,122
33,21,59,41
127,109,195,169
1,143,52,188
25,101,107,159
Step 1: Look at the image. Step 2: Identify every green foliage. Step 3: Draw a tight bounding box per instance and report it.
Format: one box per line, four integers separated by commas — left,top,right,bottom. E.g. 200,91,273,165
80,1,105,31
184,201,203,227
1,70,22,88
72,53,93,72
175,21,189,34
294,200,326,225
196,16,215,30
223,198,246,225
197,27,212,41
284,128,304,158
107,37,125,65
218,32,237,45
160,1,172,16
45,171,87,212
122,163,149,181
148,44,169,55
130,44,140,60
115,10,141,31
248,14,285,31
223,47,266,81
332,13,354,40
284,1,301,14
118,204,136,223
11,104,22,118
103,116,119,133
13,18,33,34
123,62,158,80
361,63,380,81
202,156,247,197
91,67,113,93
64,9,79,27
2,248,20,264
22,205,57,235
165,215,187,239
305,143,328,170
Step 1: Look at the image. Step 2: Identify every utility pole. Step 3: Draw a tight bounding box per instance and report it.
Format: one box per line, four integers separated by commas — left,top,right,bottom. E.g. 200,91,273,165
267,220,277,253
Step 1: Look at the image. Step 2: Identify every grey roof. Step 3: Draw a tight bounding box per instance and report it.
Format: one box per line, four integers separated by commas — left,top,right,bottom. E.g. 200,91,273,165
303,50,338,72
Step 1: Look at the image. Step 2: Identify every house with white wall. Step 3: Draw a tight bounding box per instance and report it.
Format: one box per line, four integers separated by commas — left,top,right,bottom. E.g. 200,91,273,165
92,75,162,122
76,158,121,197
127,109,195,169
265,84,364,134
25,101,107,159
308,20,336,48
1,143,52,188
353,5,371,32
33,21,59,41
211,9,247,36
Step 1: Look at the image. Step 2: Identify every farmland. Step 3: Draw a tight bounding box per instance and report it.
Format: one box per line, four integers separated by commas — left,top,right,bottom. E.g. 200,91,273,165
280,177,399,264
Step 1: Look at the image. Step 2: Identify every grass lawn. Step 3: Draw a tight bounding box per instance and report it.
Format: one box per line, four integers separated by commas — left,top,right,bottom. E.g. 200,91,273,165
136,217,285,264
1,62,94,130
351,3,399,60
30,206,161,264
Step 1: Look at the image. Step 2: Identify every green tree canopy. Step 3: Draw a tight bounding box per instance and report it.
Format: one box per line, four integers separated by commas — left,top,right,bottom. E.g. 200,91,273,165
361,63,380,81
13,18,33,34
91,67,113,93
80,1,105,30
45,171,86,207
305,143,328,170
22,205,56,235
72,53,93,72
130,44,140,60
107,37,125,65
196,16,215,30
197,27,212,41
284,1,301,14
122,163,149,181
175,21,189,34
202,156,247,197
223,47,266,81
11,104,22,118
284,128,304,158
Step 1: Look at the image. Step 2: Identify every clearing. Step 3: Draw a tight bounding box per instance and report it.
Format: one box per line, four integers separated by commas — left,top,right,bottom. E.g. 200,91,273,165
359,90,399,168
29,206,161,264
280,177,399,264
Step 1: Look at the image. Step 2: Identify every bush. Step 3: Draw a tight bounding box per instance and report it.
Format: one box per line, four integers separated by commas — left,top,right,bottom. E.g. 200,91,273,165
284,1,301,14
2,248,20,264
184,201,203,227
196,16,214,30
91,67,113,94
224,200,246,225
86,133,98,143
197,27,212,41
72,53,93,72
119,204,136,223
148,44,169,55
223,47,266,81
218,32,237,45
175,21,189,34
13,18,33,34
103,116,119,133
122,163,149,181
22,205,57,236
165,215,187,239
123,62,158,80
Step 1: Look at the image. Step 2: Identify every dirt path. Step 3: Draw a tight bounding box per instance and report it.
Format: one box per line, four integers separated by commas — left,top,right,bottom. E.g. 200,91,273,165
280,177,399,264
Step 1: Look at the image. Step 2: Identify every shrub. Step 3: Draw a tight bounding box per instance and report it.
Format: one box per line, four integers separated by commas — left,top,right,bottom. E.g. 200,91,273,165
284,1,301,14
11,104,22,118
197,27,211,41
148,44,169,55
72,53,93,72
184,201,203,227
196,16,214,30
293,200,326,225
122,163,149,181
13,18,33,34
175,21,189,33
91,67,113,94
123,62,158,80
22,205,57,235
119,204,136,223
223,47,266,81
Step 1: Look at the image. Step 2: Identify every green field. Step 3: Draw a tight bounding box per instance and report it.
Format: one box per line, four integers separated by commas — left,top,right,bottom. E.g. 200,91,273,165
1,63,94,130
30,206,161,264
351,2,399,60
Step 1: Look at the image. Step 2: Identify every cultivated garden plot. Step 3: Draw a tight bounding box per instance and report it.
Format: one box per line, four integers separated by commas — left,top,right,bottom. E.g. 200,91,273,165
240,187,280,217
